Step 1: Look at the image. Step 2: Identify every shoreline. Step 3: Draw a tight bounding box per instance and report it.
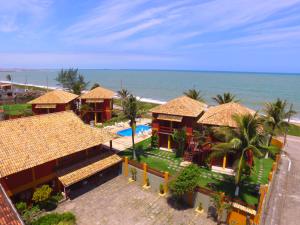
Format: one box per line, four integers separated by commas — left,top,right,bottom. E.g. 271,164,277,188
1,80,299,123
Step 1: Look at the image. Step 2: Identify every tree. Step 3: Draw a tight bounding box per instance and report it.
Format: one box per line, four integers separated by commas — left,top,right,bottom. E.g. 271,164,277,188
263,99,296,146
172,128,187,157
212,92,239,104
169,164,201,197
55,68,89,95
6,74,12,82
211,192,231,225
90,83,100,90
183,89,205,102
210,113,265,196
117,88,130,111
124,94,139,159
32,185,52,204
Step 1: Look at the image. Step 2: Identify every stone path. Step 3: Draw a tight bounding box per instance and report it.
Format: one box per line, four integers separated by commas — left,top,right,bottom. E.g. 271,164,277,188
146,151,183,172
56,176,216,225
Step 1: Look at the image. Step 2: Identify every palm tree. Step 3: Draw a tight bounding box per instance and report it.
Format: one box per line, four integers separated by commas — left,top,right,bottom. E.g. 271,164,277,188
6,74,12,82
90,83,100,90
210,113,265,196
263,98,296,146
183,89,205,102
124,94,139,159
212,92,239,104
117,88,130,111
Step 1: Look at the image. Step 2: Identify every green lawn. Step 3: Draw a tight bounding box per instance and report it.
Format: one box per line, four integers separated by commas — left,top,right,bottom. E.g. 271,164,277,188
287,124,300,137
1,104,32,116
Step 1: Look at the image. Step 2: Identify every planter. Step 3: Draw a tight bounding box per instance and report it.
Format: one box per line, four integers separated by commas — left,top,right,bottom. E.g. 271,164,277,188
128,178,135,183
142,184,151,190
158,192,166,197
195,208,204,214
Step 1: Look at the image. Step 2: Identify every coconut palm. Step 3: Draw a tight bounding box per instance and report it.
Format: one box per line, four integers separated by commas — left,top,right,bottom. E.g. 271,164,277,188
117,88,130,111
263,98,296,146
212,92,239,104
183,89,205,102
210,113,265,196
124,94,139,159
90,83,100,90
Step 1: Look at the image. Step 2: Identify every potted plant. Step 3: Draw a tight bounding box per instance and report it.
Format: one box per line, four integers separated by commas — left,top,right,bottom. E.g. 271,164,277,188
159,183,166,197
195,202,204,213
129,167,137,182
143,178,151,189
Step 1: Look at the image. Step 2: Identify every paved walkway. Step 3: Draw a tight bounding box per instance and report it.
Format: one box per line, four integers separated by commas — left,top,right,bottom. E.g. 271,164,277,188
56,176,216,225
262,136,300,225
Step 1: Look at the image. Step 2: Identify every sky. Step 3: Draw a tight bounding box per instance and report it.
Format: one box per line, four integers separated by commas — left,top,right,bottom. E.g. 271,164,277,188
1,0,300,73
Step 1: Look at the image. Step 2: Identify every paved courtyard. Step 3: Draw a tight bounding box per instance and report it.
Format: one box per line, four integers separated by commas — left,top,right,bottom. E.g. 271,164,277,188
56,176,216,225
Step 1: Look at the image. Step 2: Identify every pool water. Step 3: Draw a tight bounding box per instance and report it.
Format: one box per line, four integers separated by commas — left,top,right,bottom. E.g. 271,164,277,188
117,125,151,136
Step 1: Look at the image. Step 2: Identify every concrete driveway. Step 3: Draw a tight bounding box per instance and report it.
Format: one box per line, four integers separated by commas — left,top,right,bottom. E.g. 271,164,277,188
262,136,300,225
56,176,215,225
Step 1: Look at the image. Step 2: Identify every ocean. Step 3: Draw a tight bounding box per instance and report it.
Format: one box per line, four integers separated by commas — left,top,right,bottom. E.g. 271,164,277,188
1,69,299,121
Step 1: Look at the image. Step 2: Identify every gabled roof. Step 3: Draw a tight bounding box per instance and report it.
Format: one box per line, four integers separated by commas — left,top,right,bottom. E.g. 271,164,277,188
0,184,23,225
198,102,255,128
28,90,78,104
150,96,207,117
0,111,113,178
80,87,115,99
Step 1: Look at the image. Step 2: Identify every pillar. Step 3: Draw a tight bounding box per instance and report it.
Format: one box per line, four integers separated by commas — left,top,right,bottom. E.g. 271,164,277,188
222,155,227,169
164,172,169,193
143,163,147,186
31,168,36,189
94,112,97,125
168,135,171,150
124,157,128,177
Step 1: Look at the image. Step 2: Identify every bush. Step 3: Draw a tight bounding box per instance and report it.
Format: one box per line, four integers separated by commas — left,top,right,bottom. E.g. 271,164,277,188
32,212,76,225
130,168,137,181
32,185,52,203
169,164,201,197
159,183,164,194
151,134,159,149
15,201,27,214
22,205,41,224
146,178,150,186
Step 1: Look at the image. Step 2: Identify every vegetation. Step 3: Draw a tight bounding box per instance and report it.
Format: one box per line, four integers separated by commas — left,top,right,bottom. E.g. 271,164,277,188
32,212,76,225
55,68,89,95
263,98,296,146
123,94,139,159
90,82,100,90
183,88,205,102
130,167,137,181
6,74,12,81
117,88,130,111
287,123,300,137
32,185,52,204
159,183,164,194
211,192,231,225
172,128,187,157
1,104,32,116
212,92,239,104
211,114,271,196
151,133,159,149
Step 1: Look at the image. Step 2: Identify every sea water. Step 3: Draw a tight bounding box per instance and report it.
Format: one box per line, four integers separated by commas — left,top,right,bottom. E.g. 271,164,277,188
1,69,299,121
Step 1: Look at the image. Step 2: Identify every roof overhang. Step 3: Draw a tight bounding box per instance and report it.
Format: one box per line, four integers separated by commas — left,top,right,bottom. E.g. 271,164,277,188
85,99,104,103
157,114,183,122
35,104,57,109
57,154,122,187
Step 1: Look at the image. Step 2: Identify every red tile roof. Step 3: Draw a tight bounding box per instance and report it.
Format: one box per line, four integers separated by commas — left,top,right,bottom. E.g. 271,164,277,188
0,185,23,225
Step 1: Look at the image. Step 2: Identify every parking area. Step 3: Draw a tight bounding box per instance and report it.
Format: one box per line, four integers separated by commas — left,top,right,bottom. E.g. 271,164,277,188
56,176,216,225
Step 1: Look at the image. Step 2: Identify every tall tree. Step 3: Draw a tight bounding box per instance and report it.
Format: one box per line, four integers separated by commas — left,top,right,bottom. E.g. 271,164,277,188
55,68,89,95
124,94,139,159
90,83,100,90
212,92,239,104
117,88,130,111
183,89,205,102
210,113,265,196
263,98,296,146
6,74,12,82
172,128,187,157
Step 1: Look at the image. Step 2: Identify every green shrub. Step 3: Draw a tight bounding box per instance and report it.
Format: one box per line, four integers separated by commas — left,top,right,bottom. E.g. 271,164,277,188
15,201,27,214
23,205,41,224
151,134,159,149
32,185,52,203
169,164,201,197
32,212,76,225
146,178,150,186
159,183,164,194
130,167,137,181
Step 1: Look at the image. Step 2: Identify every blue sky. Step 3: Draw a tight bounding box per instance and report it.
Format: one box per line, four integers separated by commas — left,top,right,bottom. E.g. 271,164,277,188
1,0,300,72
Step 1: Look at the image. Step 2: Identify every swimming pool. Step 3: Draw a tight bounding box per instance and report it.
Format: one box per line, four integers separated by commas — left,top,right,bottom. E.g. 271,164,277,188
117,125,151,136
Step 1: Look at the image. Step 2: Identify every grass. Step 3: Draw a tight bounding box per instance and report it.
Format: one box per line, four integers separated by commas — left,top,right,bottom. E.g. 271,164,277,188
287,124,300,137
1,103,32,116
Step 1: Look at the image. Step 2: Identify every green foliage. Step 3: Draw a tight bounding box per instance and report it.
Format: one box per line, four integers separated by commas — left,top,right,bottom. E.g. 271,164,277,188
212,92,239,104
32,212,76,225
198,202,203,210
211,192,232,224
55,68,89,95
22,205,41,224
32,185,52,204
183,89,205,102
15,201,27,214
172,128,187,157
287,124,300,137
3,104,32,116
146,178,150,186
117,88,130,111
90,83,100,90
169,164,201,197
159,183,164,194
6,74,12,81
130,167,137,181
151,133,159,149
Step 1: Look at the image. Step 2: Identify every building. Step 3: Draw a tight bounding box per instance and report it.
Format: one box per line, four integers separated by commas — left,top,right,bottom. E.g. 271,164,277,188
0,111,122,201
0,83,14,104
80,87,115,125
28,90,78,115
150,96,207,150
197,102,255,174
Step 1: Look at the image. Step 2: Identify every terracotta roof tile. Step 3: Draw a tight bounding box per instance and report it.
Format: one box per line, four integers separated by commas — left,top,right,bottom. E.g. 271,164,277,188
28,90,78,104
80,87,115,99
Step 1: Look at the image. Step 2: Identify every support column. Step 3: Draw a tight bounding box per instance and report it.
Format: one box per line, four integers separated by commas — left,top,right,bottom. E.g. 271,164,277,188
168,135,171,150
31,168,37,189
143,163,147,186
124,157,129,177
222,155,227,169
164,172,169,194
